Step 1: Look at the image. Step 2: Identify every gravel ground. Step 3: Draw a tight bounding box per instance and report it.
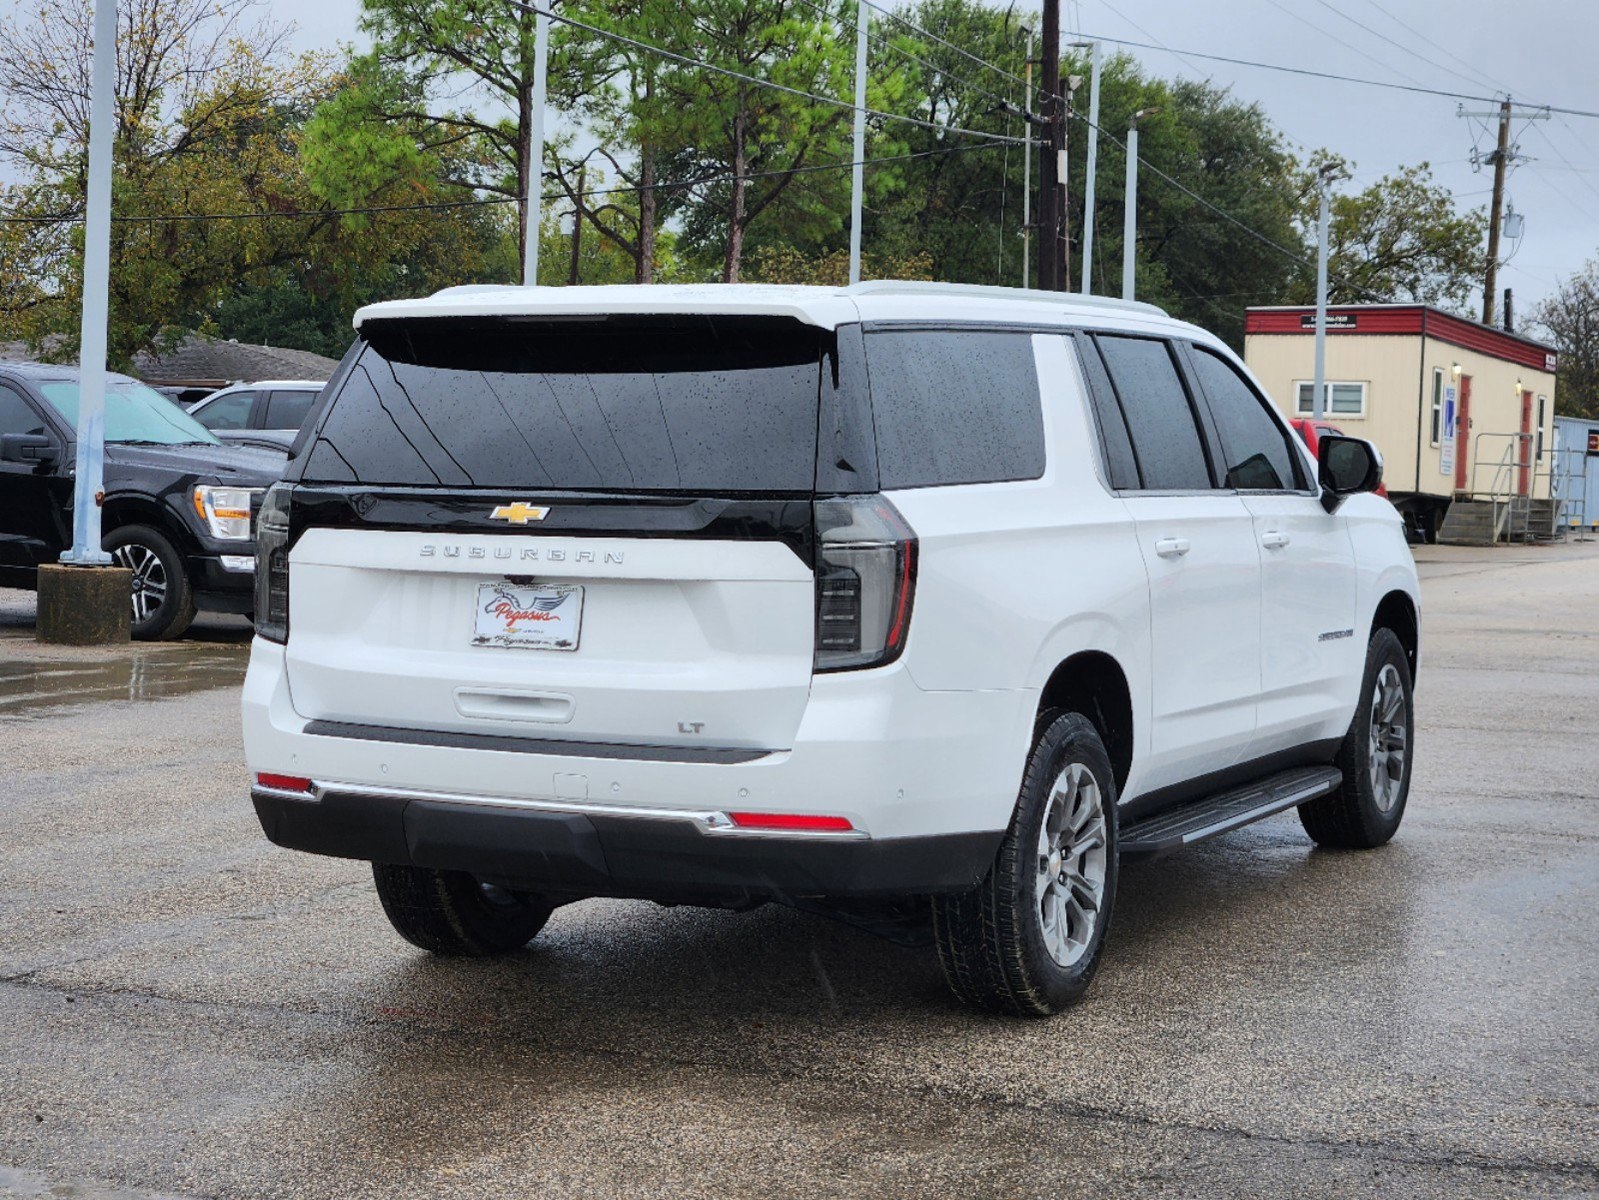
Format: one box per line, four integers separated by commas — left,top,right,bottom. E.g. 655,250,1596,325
1,542,1597,1198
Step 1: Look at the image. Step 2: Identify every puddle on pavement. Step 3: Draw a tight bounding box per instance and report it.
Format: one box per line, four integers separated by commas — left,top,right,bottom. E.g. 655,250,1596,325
0,649,246,717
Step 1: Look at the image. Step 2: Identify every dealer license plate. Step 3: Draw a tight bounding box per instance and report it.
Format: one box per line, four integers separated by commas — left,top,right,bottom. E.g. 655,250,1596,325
471,582,584,651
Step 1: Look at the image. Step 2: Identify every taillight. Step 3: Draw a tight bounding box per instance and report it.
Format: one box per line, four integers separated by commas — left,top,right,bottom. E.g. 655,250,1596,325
254,483,293,644
813,494,917,672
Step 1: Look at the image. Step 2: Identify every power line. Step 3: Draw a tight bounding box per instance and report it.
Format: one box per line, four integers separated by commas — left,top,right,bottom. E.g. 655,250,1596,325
858,0,1026,87
1306,0,1475,88
1354,0,1507,95
509,0,1027,145
1071,29,1599,118
1069,106,1388,303
1257,0,1415,88
0,141,1010,227
789,0,1018,111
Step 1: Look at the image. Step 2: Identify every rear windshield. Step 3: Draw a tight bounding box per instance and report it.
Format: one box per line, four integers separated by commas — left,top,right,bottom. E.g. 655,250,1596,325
301,317,825,493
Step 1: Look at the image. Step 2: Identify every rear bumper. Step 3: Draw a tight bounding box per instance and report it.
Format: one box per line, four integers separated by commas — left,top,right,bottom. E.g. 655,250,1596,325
251,783,1000,900
242,638,1035,896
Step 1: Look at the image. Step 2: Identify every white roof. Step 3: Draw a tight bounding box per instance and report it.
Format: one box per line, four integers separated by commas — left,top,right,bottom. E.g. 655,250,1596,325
352,281,1209,345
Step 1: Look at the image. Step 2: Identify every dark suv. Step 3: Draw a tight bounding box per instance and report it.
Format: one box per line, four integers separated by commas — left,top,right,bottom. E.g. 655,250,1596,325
0,362,285,639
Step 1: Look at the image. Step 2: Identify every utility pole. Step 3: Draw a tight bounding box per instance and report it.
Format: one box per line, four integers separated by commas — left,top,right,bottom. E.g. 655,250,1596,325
1073,40,1101,294
567,163,585,286
1021,26,1033,289
1458,98,1547,325
1036,0,1065,291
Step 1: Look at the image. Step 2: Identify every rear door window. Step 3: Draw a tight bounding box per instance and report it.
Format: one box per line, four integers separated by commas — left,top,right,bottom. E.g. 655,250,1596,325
194,390,257,430
1187,346,1304,491
1094,336,1214,491
864,330,1044,488
302,318,825,492
264,389,317,431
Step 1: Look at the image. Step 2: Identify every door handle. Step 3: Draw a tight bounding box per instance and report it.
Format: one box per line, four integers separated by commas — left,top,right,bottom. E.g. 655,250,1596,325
1154,537,1191,559
1261,531,1291,550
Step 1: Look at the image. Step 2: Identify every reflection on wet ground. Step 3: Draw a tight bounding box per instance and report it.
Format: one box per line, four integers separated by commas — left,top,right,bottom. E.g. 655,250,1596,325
0,649,247,717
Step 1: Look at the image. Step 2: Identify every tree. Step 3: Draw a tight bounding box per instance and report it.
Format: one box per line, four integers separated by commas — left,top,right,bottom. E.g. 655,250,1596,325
1302,160,1487,312
0,0,511,366
1532,260,1599,420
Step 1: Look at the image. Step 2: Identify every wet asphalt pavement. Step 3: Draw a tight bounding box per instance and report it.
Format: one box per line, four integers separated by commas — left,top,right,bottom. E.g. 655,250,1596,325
2,544,1597,1199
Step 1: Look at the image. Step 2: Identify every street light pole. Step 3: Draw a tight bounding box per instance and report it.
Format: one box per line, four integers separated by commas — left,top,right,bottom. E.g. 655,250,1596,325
1121,108,1157,302
1074,40,1101,294
848,0,868,285
62,0,118,568
522,7,549,286
1312,165,1336,421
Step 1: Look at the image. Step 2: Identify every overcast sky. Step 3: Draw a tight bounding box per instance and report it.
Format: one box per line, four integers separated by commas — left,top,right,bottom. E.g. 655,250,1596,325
4,0,1596,317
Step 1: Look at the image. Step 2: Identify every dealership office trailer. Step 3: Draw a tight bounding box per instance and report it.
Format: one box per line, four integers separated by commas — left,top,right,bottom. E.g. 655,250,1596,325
1245,304,1560,543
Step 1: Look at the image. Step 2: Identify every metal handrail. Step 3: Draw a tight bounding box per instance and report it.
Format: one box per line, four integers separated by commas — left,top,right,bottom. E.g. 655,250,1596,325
1541,445,1591,542
1468,432,1537,543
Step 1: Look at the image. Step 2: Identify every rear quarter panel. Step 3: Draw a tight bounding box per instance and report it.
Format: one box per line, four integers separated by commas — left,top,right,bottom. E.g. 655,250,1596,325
886,333,1154,798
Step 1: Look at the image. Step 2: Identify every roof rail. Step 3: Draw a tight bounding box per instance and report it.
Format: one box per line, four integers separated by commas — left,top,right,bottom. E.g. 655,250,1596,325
844,279,1167,317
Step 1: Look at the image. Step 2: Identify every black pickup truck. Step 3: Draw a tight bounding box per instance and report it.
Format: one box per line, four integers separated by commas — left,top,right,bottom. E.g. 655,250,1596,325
0,362,285,639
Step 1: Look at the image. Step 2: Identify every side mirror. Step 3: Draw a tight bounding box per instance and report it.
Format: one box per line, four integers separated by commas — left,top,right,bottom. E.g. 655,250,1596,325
1318,435,1383,513
0,433,59,466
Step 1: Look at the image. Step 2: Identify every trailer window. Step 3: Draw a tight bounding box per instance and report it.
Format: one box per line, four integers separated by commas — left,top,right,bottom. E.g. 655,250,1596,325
1430,369,1444,447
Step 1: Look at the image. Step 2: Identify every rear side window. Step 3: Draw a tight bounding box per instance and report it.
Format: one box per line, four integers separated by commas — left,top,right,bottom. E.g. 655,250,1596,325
301,318,824,493
1094,336,1213,491
865,330,1044,489
1188,347,1303,491
264,389,317,431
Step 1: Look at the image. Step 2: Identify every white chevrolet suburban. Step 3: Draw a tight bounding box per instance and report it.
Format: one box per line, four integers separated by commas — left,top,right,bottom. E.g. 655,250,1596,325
242,282,1418,1016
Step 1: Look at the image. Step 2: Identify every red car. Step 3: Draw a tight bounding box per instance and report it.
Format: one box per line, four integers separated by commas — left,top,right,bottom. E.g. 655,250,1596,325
1290,418,1388,498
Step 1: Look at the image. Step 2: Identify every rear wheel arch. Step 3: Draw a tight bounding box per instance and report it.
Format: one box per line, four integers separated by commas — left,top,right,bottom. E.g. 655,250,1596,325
1036,650,1133,795
1372,590,1419,681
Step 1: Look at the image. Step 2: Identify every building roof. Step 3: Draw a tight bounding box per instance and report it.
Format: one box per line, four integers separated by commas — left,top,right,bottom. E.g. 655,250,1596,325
353,281,1190,340
132,334,340,386
1244,304,1557,374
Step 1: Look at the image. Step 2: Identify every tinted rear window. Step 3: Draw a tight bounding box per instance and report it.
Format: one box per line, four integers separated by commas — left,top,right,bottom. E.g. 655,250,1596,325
865,330,1045,489
265,389,318,430
302,318,824,492
1094,336,1213,491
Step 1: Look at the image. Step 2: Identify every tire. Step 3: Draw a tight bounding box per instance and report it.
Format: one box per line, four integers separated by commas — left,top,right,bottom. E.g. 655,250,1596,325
103,524,195,641
1299,627,1414,849
372,864,555,956
932,712,1119,1017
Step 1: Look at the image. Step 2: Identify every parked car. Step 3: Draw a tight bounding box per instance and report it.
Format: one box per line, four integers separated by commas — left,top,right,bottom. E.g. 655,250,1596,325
243,282,1419,1016
0,363,284,639
187,380,325,441
1291,417,1390,499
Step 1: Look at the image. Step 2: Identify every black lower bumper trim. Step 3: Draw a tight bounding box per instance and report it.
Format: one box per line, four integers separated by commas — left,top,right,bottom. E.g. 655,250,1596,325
251,788,1002,900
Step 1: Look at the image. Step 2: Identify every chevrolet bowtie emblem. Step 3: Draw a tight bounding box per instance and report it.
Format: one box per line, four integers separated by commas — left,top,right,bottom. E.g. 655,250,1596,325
489,502,551,525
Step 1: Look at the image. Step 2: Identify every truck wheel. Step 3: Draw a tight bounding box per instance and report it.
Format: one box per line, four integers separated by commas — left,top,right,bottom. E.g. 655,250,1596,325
1299,627,1414,849
104,524,195,641
372,864,555,956
931,712,1119,1016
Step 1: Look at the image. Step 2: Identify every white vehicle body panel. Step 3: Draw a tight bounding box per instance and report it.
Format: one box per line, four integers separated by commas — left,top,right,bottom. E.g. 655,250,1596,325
245,282,1420,880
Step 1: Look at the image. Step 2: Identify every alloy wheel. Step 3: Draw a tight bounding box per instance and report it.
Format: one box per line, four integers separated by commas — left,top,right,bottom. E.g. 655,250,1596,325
111,543,168,624
1035,762,1109,968
1368,662,1408,813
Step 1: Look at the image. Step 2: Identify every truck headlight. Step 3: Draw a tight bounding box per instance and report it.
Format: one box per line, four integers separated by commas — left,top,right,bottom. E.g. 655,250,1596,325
192,486,260,541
